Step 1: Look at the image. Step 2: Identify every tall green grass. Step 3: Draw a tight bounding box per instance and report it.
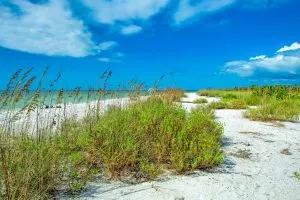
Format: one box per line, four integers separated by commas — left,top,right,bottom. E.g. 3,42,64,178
0,70,223,199
198,87,300,121
159,88,186,102
198,85,300,111
193,98,208,104
57,98,223,179
244,98,300,122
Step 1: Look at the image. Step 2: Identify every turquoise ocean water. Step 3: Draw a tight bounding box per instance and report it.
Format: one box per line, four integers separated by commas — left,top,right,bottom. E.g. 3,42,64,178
1,91,133,109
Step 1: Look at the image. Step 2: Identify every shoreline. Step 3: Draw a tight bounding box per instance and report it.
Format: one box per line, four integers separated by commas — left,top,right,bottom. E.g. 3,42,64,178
0,96,131,133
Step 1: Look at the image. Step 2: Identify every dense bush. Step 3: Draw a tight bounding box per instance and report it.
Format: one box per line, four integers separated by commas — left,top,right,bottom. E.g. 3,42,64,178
0,137,61,199
251,85,293,100
1,97,224,199
194,98,208,104
159,88,186,102
90,98,187,178
226,99,248,109
208,101,228,109
63,98,224,178
170,107,223,171
0,70,223,199
197,85,300,107
244,99,300,121
208,99,248,110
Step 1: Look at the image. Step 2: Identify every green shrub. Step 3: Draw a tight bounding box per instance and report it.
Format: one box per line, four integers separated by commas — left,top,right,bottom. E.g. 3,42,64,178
0,69,225,199
243,95,261,106
222,93,238,99
91,98,186,178
227,99,248,109
170,106,223,171
208,99,248,110
0,137,61,199
58,98,223,179
244,99,300,121
208,101,228,109
193,98,208,104
159,88,186,102
197,90,224,97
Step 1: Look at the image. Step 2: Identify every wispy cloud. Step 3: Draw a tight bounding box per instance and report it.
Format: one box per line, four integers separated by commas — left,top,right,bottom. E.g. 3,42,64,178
173,0,236,25
98,51,125,63
114,52,125,57
249,55,266,60
0,0,96,57
224,42,300,78
98,57,111,63
81,0,170,24
98,57,122,63
121,25,143,35
97,41,118,51
276,42,300,53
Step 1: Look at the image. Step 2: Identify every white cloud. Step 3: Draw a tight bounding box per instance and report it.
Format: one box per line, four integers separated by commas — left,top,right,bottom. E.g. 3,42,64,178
224,42,300,77
249,55,266,60
97,41,118,51
276,42,300,53
121,25,143,35
98,57,122,63
98,57,111,63
114,52,125,57
0,0,96,57
173,0,236,25
81,0,170,24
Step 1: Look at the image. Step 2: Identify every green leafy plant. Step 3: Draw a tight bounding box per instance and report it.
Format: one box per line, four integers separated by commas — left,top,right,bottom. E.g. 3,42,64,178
293,172,300,180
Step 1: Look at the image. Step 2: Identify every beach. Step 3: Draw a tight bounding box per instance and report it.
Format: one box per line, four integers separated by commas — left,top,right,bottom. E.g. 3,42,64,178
0,97,131,133
2,92,299,200
56,92,300,200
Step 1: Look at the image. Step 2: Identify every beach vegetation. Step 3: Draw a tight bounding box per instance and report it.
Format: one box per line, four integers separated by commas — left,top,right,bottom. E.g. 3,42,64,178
193,98,208,104
0,69,223,199
293,172,300,180
199,86,300,117
159,88,186,102
244,98,300,122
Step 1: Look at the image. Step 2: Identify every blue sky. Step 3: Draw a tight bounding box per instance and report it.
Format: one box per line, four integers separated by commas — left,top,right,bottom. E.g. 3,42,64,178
0,0,300,90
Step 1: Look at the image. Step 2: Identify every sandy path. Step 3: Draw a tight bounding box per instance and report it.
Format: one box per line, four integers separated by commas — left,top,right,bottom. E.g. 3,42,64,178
60,93,300,200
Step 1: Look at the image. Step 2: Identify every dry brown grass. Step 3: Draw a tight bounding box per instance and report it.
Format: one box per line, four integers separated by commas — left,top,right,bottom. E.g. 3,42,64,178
159,88,186,103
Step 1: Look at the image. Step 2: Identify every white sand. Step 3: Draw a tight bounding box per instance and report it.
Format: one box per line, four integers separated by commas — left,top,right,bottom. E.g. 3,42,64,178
2,93,299,199
0,97,130,133
60,92,300,200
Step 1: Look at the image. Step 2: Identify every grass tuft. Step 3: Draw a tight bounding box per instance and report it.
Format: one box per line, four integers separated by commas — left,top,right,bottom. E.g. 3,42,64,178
170,106,223,171
0,80,224,199
244,99,300,122
293,172,300,180
159,88,186,103
193,98,208,104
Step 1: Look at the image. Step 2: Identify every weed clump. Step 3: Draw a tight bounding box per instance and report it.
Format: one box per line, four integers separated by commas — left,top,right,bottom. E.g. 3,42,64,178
244,99,300,122
226,99,248,109
0,96,223,199
208,100,248,110
208,101,228,109
193,98,208,104
59,98,223,179
170,107,223,171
